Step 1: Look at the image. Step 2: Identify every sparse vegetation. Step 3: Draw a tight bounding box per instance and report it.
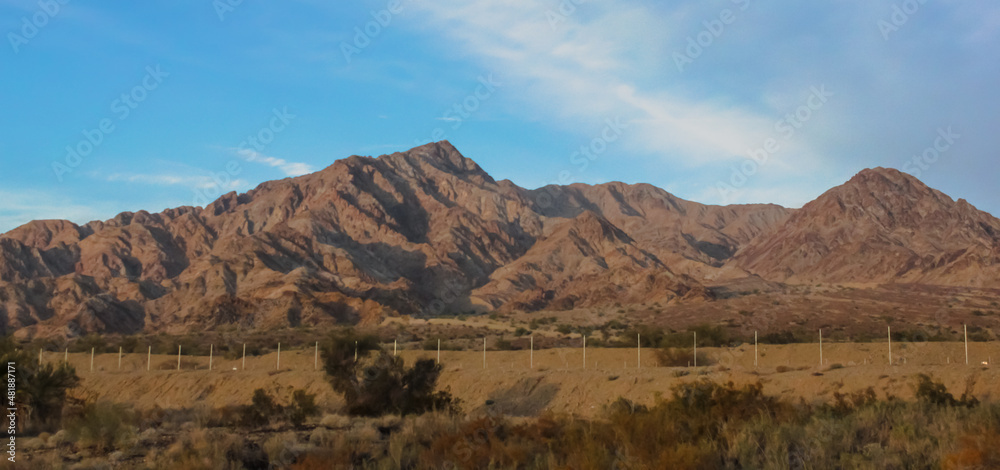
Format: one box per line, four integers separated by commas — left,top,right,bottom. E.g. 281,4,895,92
64,401,137,452
0,336,80,432
322,330,459,417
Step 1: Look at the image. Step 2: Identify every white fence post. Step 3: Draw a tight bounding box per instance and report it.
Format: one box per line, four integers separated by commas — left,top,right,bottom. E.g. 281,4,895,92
754,331,758,368
888,326,892,365
693,332,698,367
819,329,823,367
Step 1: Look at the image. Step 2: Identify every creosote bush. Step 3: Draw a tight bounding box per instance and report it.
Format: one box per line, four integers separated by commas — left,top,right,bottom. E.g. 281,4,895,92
322,330,459,417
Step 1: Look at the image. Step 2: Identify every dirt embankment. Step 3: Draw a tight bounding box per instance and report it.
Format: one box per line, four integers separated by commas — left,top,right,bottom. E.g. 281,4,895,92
62,342,1000,417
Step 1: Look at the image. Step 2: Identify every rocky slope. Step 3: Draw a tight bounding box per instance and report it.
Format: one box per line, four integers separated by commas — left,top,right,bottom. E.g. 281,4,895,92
0,142,788,337
734,167,1000,286
2,144,996,338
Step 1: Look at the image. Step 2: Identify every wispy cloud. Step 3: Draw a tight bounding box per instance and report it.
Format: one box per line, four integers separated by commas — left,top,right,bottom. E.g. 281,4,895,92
408,1,814,167
0,189,111,233
104,173,248,191
235,149,314,177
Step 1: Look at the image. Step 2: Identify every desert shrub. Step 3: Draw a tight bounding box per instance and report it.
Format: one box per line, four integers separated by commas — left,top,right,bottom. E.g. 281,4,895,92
914,374,979,408
687,323,732,347
154,428,255,470
494,337,517,351
322,331,459,417
656,347,713,367
0,336,80,432
606,397,647,415
264,431,301,468
760,330,801,344
70,334,109,353
238,389,283,428
513,327,530,337
821,387,878,417
966,325,993,342
116,335,144,354
64,401,136,452
288,389,319,427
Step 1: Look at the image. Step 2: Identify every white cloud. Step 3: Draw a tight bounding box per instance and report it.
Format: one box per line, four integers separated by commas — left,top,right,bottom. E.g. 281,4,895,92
408,1,822,168
235,149,314,177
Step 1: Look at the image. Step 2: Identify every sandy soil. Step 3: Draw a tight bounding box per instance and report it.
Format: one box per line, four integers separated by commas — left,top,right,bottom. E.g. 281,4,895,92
56,341,1000,418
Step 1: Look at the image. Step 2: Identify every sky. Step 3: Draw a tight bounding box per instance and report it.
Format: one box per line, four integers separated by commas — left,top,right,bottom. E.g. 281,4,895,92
1,0,998,233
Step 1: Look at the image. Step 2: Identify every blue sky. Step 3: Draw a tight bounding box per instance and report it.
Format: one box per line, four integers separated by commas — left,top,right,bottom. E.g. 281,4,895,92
1,0,998,233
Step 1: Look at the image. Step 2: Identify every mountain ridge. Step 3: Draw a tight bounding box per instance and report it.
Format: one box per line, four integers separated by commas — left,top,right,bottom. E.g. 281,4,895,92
1,141,997,338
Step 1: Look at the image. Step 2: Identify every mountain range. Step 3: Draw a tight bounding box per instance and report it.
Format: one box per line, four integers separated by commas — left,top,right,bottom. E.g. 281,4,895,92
2,141,998,338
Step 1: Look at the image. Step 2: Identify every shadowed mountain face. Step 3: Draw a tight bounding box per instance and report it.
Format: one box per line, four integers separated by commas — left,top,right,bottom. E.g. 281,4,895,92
0,143,996,338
